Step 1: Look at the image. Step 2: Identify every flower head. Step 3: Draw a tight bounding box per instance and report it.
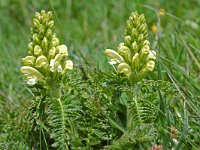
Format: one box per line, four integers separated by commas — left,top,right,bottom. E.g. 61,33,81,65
104,12,156,84
20,10,73,88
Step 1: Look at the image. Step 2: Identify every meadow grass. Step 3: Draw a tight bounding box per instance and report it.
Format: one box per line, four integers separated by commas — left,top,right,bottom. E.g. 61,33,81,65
0,0,200,149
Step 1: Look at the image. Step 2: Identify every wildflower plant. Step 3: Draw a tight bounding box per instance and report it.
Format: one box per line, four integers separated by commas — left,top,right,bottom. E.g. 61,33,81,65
105,12,156,84
20,10,73,97
18,10,196,150
20,10,74,149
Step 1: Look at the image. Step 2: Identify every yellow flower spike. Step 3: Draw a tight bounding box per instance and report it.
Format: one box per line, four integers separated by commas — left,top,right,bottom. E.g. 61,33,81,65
105,12,156,83
22,56,36,66
51,37,59,47
35,55,49,68
20,66,44,81
117,63,132,77
58,44,68,56
117,45,132,63
34,45,42,56
132,53,139,71
104,49,125,65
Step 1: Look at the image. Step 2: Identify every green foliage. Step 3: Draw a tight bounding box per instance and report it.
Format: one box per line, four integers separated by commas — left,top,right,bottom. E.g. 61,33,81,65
1,1,200,150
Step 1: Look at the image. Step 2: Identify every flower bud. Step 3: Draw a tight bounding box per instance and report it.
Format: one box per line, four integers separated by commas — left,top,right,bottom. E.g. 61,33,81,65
158,9,165,16
132,12,138,20
126,20,132,31
33,18,40,28
42,37,48,52
139,24,147,33
124,36,131,46
137,34,144,43
143,40,150,46
131,28,138,38
28,42,34,51
54,54,62,62
48,47,56,60
48,21,54,29
51,37,59,47
138,14,146,23
47,11,52,18
57,65,63,73
147,50,156,61
146,60,155,71
22,56,36,66
20,66,44,80
137,60,155,81
131,53,139,71
119,43,125,47
151,24,158,34
58,44,68,56
50,59,60,72
39,24,45,35
35,55,48,68
62,60,73,74
139,45,150,62
35,12,41,21
117,46,132,63
45,29,52,38
32,33,40,44
104,49,124,65
117,63,132,77
34,45,42,56
131,41,138,53
41,10,46,16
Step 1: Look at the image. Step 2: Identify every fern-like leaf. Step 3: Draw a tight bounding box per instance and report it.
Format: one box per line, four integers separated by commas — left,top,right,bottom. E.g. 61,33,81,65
48,94,81,150
128,96,157,129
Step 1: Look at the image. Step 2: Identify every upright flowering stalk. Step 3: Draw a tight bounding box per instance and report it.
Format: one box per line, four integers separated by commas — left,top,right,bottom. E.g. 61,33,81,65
105,12,156,84
20,10,73,97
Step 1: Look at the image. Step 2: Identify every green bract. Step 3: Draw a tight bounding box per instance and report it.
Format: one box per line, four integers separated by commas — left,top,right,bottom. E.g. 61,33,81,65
105,12,156,84
20,10,73,87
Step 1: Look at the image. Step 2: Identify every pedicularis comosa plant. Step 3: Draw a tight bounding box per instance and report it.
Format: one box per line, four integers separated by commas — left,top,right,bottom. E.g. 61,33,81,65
20,10,197,149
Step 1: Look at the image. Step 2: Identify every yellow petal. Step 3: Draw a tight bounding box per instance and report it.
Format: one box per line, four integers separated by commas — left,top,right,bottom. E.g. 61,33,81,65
117,63,132,77
104,49,124,64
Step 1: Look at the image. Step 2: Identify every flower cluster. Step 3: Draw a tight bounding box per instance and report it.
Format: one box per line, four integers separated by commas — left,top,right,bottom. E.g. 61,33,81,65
20,10,73,87
105,12,156,84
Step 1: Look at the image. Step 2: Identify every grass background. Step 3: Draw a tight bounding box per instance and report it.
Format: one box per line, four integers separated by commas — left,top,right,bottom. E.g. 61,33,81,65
0,0,200,148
